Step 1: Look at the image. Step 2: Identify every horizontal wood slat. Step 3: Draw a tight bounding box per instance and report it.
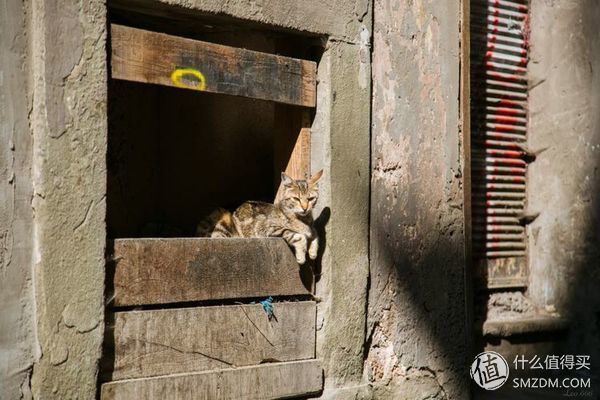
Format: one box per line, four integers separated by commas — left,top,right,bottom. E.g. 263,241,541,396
110,238,311,307
101,359,323,400
110,24,317,107
106,301,316,380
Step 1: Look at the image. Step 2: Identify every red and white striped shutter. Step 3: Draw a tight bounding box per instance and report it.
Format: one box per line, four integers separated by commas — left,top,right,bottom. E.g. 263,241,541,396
470,0,530,288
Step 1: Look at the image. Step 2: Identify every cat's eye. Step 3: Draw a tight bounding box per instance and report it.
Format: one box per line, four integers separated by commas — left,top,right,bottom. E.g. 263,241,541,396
292,197,301,201
308,197,316,201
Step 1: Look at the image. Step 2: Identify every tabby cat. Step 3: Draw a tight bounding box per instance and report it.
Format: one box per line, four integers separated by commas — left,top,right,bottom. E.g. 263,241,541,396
196,170,323,264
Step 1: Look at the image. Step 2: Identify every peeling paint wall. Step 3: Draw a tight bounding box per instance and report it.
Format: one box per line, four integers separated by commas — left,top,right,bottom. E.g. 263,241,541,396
368,0,469,398
528,0,600,371
119,0,370,42
0,1,37,399
28,0,108,398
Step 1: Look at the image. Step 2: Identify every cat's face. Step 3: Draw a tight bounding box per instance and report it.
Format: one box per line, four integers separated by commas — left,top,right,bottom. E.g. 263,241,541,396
280,170,323,217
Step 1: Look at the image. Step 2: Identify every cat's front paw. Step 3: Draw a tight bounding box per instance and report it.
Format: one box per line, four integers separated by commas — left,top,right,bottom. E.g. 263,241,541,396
308,239,319,260
308,246,318,260
295,252,306,265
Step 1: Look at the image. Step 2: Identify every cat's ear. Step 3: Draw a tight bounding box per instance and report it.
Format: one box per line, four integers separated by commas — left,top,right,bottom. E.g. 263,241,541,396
281,172,294,187
309,169,323,186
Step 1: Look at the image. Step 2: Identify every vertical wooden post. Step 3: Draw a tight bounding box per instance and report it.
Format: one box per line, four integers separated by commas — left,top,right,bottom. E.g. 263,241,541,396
274,107,312,203
285,111,312,181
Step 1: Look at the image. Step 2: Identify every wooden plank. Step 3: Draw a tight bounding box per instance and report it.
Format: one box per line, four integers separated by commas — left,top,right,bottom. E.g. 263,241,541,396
105,302,316,380
101,359,323,400
475,257,528,289
284,112,311,181
274,107,312,202
110,24,317,107
109,238,311,307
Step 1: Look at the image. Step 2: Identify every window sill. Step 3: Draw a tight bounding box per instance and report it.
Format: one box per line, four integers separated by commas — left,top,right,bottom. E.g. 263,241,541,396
482,316,570,337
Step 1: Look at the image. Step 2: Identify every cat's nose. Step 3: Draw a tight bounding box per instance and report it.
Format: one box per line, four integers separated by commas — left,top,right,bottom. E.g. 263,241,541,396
301,202,308,210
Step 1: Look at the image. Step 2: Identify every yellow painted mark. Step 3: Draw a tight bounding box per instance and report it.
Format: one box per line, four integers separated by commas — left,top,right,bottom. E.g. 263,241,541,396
170,68,206,91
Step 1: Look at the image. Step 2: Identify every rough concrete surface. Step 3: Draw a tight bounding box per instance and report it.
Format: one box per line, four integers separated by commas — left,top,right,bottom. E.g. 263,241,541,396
486,291,539,321
28,0,108,398
528,0,600,378
0,1,37,399
116,0,371,43
368,0,468,399
315,38,372,390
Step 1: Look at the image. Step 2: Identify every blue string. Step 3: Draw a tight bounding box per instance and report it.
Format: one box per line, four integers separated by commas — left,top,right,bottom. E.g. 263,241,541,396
260,296,274,320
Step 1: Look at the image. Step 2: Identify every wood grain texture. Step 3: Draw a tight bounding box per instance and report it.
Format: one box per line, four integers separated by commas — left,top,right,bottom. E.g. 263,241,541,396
101,359,323,400
110,24,317,107
109,238,310,307
274,107,312,202
284,112,311,181
106,301,316,380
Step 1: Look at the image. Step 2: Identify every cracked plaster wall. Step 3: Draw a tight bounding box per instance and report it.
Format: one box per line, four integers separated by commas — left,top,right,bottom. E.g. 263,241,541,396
368,0,469,399
28,0,108,398
1,0,108,398
0,1,37,399
527,0,600,375
116,0,370,43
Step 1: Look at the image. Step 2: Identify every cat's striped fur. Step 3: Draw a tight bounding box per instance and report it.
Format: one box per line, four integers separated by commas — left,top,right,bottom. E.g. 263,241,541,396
196,170,323,264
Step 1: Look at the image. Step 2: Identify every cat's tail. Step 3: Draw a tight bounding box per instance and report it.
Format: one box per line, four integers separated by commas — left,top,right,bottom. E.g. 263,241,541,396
196,208,236,237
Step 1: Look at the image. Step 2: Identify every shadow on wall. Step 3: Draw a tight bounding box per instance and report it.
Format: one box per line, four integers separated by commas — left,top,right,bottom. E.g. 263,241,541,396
472,97,600,400
473,0,600,398
367,1,469,399
557,0,600,389
555,13,600,393
368,1,600,399
367,181,469,399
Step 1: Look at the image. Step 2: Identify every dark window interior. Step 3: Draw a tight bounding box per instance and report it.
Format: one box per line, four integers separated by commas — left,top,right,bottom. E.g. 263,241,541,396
106,3,323,238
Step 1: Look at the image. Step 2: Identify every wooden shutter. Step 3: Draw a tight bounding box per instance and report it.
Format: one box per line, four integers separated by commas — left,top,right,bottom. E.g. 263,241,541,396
470,0,530,288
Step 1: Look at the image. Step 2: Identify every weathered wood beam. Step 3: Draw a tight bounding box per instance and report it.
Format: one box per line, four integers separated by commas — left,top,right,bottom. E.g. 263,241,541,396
101,359,323,400
109,238,311,307
274,106,312,202
110,24,317,107
105,301,316,380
